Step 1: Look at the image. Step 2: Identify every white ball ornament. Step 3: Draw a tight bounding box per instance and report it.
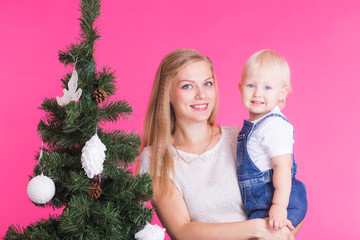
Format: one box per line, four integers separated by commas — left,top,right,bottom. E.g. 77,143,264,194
27,173,56,204
134,223,166,240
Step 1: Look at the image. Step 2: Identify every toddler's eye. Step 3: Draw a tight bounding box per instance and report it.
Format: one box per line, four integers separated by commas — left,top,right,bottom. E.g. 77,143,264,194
181,84,192,89
265,86,272,90
247,84,255,88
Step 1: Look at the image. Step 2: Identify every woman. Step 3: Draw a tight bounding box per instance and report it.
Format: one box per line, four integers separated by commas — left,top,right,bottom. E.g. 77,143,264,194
138,48,301,239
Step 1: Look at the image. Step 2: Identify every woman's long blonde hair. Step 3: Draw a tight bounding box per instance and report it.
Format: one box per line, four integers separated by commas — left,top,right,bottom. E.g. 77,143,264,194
140,48,218,194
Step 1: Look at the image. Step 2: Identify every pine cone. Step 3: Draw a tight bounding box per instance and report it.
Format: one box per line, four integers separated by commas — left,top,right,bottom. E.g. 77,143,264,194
87,181,102,200
93,88,108,103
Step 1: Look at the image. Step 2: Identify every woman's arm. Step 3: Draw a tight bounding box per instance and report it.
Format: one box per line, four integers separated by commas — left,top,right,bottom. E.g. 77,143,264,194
152,178,295,240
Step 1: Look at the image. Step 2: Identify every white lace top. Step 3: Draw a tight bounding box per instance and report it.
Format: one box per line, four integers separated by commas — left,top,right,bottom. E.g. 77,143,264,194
139,126,247,223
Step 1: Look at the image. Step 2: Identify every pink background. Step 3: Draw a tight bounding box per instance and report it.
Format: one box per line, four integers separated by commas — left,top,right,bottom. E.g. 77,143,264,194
1,0,360,239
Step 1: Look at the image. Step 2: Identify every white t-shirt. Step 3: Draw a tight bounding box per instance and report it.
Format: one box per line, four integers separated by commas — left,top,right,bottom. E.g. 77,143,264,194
247,106,294,172
139,126,247,223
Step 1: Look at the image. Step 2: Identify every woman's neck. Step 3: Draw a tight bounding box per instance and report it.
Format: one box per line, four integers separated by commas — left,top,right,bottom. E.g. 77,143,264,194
172,122,213,153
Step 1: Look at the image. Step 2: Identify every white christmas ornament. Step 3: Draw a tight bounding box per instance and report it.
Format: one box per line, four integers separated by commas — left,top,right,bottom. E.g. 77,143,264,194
56,68,82,106
81,133,107,178
134,223,166,240
27,173,56,204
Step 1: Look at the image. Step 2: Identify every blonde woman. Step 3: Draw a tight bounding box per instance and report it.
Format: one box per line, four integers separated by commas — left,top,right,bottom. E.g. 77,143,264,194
138,48,301,239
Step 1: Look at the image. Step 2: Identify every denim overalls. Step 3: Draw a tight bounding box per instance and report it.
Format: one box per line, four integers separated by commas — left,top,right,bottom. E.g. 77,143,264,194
237,113,307,227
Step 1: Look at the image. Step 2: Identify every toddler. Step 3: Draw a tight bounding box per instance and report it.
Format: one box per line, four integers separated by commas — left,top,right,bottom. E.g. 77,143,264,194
237,50,307,230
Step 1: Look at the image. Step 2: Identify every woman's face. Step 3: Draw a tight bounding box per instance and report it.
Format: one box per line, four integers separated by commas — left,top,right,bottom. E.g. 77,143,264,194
169,60,216,125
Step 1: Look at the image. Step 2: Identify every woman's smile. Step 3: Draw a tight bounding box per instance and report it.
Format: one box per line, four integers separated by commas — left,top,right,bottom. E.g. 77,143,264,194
190,103,208,111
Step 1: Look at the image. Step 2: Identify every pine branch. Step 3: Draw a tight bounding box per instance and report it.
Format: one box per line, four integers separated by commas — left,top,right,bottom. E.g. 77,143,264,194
102,129,141,147
33,151,82,175
39,98,67,121
66,195,92,217
59,72,72,90
58,196,91,236
38,117,84,150
37,118,66,147
96,66,117,95
90,202,123,237
58,43,84,66
63,171,91,195
39,100,98,149
98,100,133,123
102,172,153,204
4,215,61,240
79,0,101,47
62,102,99,139
58,213,83,237
99,129,141,168
58,0,101,67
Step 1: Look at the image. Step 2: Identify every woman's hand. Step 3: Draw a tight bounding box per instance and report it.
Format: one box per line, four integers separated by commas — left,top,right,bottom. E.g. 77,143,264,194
254,218,295,240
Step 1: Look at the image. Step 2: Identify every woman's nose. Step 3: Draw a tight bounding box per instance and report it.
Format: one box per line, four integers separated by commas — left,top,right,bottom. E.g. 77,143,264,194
195,86,206,99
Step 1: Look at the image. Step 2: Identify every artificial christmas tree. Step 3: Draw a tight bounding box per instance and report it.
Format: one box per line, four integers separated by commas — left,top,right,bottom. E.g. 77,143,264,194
5,0,155,239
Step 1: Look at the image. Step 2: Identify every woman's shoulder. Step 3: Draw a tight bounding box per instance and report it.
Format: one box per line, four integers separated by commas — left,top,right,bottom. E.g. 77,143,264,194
219,125,241,139
220,125,241,132
141,146,152,156
213,126,240,152
139,146,152,174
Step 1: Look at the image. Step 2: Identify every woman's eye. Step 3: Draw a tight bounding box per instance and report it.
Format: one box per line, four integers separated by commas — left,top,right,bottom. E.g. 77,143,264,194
204,81,213,87
181,84,192,89
265,86,272,90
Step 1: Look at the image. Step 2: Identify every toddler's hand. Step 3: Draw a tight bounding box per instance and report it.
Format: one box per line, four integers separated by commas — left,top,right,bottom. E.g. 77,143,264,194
268,204,293,230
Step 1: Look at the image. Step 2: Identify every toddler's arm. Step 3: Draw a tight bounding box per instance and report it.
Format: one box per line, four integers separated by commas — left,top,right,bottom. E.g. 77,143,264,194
270,153,294,230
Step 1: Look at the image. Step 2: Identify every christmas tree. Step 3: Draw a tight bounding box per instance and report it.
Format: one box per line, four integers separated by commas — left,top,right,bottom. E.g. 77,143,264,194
5,0,155,239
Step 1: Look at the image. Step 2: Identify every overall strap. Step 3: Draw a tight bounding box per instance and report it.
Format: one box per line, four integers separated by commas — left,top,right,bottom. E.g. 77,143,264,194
239,120,254,137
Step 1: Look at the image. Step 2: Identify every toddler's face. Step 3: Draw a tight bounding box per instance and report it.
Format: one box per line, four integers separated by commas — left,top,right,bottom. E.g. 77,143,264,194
239,73,288,121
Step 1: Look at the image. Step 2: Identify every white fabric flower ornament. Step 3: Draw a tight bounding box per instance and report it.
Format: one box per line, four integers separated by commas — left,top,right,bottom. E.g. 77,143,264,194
134,223,166,240
81,133,107,178
57,68,82,106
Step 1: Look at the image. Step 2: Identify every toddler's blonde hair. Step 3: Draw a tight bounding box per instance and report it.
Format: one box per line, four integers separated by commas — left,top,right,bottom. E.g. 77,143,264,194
242,50,291,89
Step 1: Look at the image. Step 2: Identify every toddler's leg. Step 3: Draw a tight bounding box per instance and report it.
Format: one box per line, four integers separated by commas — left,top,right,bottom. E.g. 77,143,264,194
287,178,307,227
287,207,307,227
248,210,269,220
